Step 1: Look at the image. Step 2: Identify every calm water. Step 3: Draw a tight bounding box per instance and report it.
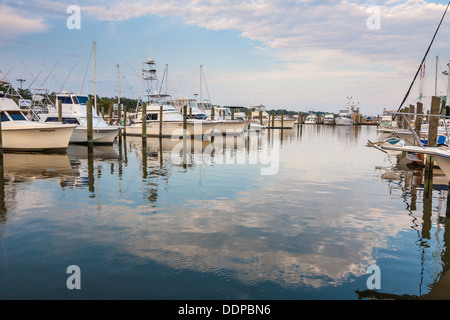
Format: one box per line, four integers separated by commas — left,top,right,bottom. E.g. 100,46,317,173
0,125,449,300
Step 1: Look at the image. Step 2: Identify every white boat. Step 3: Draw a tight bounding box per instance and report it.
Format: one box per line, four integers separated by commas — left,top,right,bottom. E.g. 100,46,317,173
173,98,247,135
305,114,318,124
0,82,75,152
38,92,120,144
323,114,335,125
377,112,398,133
251,105,296,128
126,59,217,137
335,98,359,126
380,144,450,180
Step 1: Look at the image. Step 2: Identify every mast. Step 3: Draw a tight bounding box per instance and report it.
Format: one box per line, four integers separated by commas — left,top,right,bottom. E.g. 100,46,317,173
117,64,120,110
436,55,439,96
446,61,450,108
165,64,168,95
94,41,97,114
200,65,203,105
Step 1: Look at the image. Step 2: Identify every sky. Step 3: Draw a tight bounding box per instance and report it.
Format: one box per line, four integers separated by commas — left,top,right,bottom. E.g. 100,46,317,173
2,0,450,115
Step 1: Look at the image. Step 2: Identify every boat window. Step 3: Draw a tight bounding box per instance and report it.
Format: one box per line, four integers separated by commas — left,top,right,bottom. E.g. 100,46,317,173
45,117,80,124
1,111,10,122
72,96,79,104
146,113,158,121
7,111,27,121
75,96,89,105
57,96,73,104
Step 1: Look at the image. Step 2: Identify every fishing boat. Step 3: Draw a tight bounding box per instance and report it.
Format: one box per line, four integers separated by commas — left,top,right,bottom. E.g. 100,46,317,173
335,98,359,126
323,114,335,125
251,105,296,129
125,59,216,137
377,110,398,133
0,81,75,152
305,113,318,124
172,98,247,135
38,92,120,144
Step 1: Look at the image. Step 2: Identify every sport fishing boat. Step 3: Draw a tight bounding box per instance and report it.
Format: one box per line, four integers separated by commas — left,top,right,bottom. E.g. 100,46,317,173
125,59,217,137
172,98,247,135
323,114,335,125
251,105,296,129
305,113,318,124
335,98,359,126
0,81,75,152
38,92,120,144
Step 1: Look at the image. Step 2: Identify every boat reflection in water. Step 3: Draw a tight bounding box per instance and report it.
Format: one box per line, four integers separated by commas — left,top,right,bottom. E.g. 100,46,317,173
358,150,450,299
4,126,450,299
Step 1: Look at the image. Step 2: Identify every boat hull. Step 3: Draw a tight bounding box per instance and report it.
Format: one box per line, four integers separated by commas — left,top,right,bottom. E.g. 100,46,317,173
125,121,216,137
265,119,296,129
70,126,119,144
212,120,248,135
335,117,353,126
1,123,75,152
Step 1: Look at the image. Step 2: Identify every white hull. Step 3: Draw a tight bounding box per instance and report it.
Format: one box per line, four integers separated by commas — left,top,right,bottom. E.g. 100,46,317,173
265,119,296,128
323,120,335,125
212,120,248,135
70,126,119,144
248,122,264,131
380,144,450,179
335,117,353,126
125,121,217,137
1,123,75,151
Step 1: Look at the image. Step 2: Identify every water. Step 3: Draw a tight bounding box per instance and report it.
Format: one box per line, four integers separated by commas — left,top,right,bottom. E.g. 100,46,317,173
0,125,449,300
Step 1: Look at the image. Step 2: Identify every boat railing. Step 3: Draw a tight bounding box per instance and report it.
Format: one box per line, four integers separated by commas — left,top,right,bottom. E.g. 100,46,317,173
388,111,450,147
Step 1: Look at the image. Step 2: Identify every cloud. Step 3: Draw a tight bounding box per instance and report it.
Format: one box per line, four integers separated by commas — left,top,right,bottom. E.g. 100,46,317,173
0,4,48,42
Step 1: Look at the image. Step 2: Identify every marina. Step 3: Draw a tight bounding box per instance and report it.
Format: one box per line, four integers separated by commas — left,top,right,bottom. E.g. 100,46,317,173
4,0,450,305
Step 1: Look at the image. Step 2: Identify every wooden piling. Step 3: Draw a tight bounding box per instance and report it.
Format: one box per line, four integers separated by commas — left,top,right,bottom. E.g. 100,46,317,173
142,102,147,139
231,108,235,120
86,100,94,148
109,104,113,125
123,105,127,135
58,99,62,123
424,96,441,198
159,105,163,137
118,102,122,136
428,96,440,148
271,111,275,128
211,106,215,120
281,111,284,129
415,102,423,134
183,104,187,135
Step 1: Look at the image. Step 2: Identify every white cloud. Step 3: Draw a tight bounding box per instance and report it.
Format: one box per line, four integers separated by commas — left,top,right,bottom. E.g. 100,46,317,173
0,4,48,42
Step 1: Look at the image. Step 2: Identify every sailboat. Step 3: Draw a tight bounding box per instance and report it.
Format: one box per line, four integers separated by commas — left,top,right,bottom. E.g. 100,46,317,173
125,59,217,137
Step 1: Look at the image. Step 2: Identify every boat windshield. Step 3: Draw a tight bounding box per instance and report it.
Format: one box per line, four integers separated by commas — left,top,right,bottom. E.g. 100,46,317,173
1,111,10,122
74,96,89,105
7,111,27,121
